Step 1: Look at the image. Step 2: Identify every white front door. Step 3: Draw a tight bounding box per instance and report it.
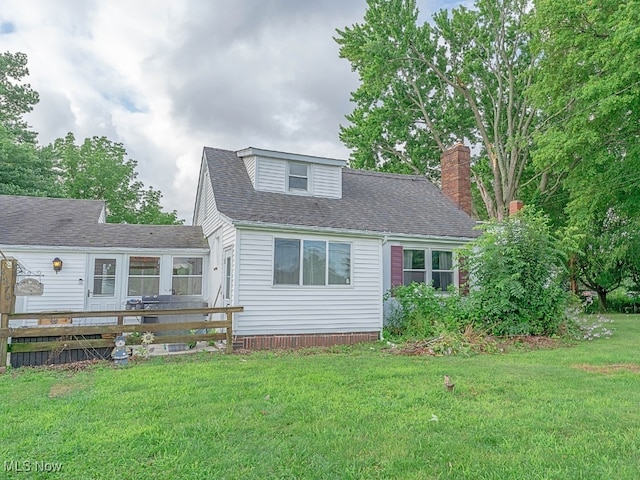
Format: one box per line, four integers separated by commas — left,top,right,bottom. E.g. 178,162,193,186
86,255,122,312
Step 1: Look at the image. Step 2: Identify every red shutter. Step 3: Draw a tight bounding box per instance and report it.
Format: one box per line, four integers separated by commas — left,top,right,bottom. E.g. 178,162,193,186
390,245,403,288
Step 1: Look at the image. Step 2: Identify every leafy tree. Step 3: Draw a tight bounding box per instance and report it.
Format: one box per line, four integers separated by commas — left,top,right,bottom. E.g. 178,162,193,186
531,0,640,212
0,51,181,224
0,52,60,196
531,0,640,305
0,125,60,196
570,209,638,310
0,51,39,144
462,207,568,335
50,133,182,224
336,0,548,219
136,187,183,226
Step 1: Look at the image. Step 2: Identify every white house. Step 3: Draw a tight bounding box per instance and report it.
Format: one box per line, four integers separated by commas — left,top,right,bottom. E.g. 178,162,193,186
193,143,478,349
0,195,209,326
1,143,478,349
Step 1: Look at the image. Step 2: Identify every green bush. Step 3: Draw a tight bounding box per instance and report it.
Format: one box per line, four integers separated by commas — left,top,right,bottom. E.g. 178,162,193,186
461,207,569,336
383,283,468,339
605,290,640,313
384,208,571,340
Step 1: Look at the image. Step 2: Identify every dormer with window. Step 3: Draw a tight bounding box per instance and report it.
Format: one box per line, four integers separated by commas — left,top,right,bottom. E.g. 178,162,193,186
236,147,345,199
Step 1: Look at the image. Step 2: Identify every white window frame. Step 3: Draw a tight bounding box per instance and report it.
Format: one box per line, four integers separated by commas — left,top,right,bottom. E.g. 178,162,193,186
402,248,455,292
171,257,204,296
431,250,455,292
402,249,427,286
273,238,352,287
92,258,117,297
223,248,233,303
287,162,310,193
127,256,161,296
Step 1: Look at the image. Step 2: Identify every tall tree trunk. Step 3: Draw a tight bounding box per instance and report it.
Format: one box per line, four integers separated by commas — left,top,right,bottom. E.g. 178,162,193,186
596,288,608,312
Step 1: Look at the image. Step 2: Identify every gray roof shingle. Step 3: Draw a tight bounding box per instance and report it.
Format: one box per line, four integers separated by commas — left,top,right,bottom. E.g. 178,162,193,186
0,195,208,249
204,147,479,239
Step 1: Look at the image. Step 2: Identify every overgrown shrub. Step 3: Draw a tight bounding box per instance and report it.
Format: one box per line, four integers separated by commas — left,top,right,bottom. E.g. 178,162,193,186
383,283,469,339
461,207,569,336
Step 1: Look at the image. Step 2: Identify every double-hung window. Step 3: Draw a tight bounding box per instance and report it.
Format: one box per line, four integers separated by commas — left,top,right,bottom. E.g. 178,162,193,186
288,162,308,192
400,248,454,291
273,239,301,285
303,240,326,285
403,249,426,285
431,251,454,291
274,238,351,286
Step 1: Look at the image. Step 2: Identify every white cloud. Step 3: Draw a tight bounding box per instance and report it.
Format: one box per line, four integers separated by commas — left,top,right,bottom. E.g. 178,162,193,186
1,0,462,222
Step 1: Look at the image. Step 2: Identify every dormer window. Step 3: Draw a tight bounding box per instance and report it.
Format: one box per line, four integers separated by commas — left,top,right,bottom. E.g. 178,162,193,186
236,147,344,198
288,162,308,192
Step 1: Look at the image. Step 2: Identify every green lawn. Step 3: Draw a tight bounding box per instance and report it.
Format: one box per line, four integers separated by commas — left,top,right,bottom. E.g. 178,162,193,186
1,315,639,479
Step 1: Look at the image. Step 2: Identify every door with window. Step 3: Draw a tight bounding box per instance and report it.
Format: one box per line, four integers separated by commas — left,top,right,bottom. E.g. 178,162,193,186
86,255,122,312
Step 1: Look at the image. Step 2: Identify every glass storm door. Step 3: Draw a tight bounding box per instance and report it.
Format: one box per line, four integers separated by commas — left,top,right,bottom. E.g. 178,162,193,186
86,256,121,312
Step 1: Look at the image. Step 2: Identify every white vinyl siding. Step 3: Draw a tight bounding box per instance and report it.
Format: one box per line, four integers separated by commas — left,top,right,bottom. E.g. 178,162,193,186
196,162,221,237
243,156,257,187
11,251,86,324
195,160,233,308
252,156,342,198
255,157,286,193
313,164,342,199
235,230,382,335
200,220,236,309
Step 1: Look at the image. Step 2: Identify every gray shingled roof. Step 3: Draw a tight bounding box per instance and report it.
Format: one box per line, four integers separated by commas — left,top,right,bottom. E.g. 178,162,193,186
204,147,479,239
0,195,208,249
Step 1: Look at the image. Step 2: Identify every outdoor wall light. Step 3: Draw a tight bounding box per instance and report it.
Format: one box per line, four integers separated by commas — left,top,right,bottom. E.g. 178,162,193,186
52,257,63,273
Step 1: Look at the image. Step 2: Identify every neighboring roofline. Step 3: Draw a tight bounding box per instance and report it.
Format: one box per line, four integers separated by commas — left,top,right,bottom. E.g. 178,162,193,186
231,219,477,242
235,147,347,167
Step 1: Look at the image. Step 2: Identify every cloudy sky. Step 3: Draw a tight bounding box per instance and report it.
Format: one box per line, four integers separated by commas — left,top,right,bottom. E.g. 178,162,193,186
1,0,460,223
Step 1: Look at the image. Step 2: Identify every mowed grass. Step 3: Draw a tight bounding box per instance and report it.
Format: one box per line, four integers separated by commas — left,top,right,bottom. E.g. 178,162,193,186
1,315,639,479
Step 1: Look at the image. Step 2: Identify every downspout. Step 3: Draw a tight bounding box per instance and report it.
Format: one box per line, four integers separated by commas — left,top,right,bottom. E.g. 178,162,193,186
379,236,389,341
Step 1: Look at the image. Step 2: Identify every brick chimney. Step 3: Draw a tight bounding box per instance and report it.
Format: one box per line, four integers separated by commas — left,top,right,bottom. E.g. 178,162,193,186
509,200,524,216
441,142,472,216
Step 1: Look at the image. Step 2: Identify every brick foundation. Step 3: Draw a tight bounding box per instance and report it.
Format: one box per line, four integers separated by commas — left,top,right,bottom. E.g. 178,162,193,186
233,332,380,351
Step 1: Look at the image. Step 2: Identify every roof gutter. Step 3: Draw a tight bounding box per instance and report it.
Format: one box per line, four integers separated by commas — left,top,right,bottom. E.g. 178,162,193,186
381,232,478,244
230,219,384,239
230,219,477,243
0,244,210,254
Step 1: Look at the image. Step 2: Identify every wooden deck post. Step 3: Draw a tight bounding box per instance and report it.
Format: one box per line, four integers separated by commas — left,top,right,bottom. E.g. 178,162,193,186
0,258,18,373
226,309,233,354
